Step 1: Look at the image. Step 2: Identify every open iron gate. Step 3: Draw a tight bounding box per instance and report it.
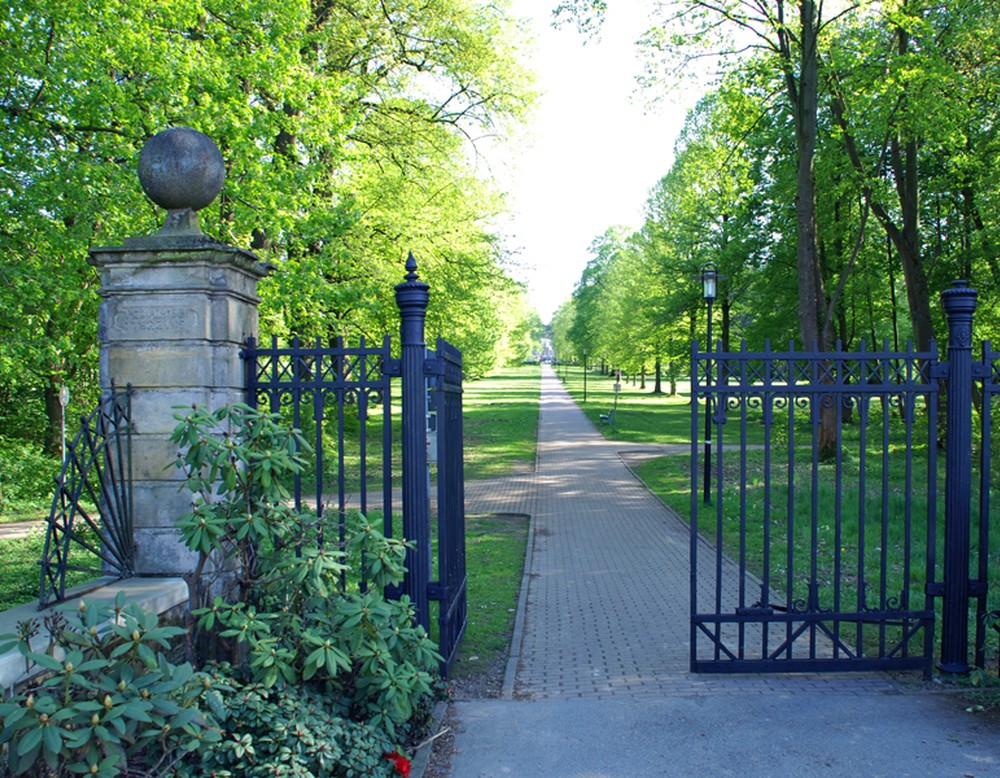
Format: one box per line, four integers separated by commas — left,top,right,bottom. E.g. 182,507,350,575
690,281,991,676
242,257,467,675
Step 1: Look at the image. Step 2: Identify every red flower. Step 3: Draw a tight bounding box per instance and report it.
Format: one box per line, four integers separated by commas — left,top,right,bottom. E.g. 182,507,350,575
385,750,412,778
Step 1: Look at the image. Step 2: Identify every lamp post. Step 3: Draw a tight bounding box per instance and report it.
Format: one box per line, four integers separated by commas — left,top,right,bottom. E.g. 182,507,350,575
583,349,588,403
58,385,70,465
701,262,717,504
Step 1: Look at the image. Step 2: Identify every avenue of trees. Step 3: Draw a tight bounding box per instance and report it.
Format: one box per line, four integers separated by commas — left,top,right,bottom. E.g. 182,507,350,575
0,0,543,464
551,0,1000,401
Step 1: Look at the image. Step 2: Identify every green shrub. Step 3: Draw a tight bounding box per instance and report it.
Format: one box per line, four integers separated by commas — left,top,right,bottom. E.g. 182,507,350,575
0,593,220,777
170,403,440,741
177,673,399,778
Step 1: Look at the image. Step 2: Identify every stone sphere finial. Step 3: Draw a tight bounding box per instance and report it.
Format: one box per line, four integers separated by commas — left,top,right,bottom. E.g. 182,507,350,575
138,127,225,235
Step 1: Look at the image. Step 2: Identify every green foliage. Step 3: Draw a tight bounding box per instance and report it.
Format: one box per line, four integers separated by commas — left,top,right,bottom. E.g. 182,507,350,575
0,437,58,514
171,404,441,742
0,0,535,459
0,593,220,777
176,675,399,778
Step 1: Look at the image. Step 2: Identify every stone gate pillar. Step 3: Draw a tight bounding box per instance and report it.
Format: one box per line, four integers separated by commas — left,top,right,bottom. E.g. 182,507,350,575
87,127,271,576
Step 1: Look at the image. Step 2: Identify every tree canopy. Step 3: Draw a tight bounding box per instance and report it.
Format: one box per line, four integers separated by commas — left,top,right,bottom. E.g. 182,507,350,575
552,1,1000,390
1,0,538,453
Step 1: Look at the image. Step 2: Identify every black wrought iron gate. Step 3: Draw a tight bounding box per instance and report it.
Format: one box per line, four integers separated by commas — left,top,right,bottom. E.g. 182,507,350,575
242,256,467,675
691,281,992,676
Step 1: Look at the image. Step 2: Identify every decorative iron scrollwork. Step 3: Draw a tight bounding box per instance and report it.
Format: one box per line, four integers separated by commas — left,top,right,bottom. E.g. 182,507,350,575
39,388,134,607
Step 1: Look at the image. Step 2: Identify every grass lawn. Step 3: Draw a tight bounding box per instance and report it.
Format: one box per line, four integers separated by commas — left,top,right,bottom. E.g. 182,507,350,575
554,363,695,444
0,503,52,526
0,527,103,612
463,364,540,479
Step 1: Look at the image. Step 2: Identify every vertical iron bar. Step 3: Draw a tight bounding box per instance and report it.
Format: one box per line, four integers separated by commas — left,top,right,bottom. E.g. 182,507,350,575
809,349,821,660
713,337,724,660
857,392,868,656
880,349,891,657
785,344,796,660
925,339,940,677
336,337,347,551
358,338,369,520
704,298,714,503
690,339,701,671
762,341,773,659
901,347,916,659
939,280,977,673
382,336,394,540
976,341,992,670
833,346,845,657
738,343,748,658
308,338,321,541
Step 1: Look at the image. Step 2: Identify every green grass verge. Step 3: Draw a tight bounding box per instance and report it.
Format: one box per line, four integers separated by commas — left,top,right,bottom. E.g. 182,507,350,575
463,364,540,479
0,529,101,611
446,512,529,680
0,505,49,525
555,363,695,444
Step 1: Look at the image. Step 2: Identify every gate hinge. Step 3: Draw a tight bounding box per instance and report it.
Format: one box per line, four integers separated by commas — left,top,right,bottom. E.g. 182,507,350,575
386,358,401,377
424,356,445,377
972,362,992,380
427,581,449,602
928,361,949,380
925,580,987,598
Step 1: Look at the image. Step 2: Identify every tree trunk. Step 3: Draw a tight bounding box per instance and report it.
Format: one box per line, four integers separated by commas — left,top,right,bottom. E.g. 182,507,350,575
44,378,63,458
788,0,837,458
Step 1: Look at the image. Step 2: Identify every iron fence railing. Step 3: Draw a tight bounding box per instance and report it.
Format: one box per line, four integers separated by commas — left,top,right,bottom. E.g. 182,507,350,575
691,281,991,676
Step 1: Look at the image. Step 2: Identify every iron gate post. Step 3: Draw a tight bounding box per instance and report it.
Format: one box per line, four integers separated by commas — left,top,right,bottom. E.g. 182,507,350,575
395,253,432,632
939,280,978,674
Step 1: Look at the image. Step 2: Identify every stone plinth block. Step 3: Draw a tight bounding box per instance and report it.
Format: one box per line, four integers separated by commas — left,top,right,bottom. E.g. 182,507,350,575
128,389,240,435
99,293,259,347
105,344,244,392
130,482,197,529
90,246,271,299
128,433,190,483
133,527,201,576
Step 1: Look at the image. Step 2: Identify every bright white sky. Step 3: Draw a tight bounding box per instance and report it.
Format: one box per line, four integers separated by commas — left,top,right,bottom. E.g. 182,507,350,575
497,1,696,324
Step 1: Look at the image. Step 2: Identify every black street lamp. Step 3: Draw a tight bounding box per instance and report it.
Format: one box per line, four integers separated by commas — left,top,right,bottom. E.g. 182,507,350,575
701,262,717,504
583,349,588,403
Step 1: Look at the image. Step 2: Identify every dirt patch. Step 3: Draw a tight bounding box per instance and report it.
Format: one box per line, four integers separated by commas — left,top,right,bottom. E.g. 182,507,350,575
421,651,508,777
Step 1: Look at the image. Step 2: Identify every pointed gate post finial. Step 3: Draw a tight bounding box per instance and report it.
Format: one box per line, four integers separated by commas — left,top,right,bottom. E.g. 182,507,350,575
404,251,419,282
